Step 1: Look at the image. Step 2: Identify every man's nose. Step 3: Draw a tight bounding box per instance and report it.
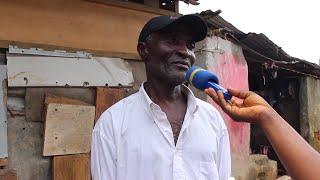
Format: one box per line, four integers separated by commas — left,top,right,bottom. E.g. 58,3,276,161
176,44,195,64
177,46,188,59
176,43,191,58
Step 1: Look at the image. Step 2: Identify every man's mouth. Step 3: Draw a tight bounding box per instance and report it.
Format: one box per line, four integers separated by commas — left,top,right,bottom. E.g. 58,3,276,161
172,61,190,70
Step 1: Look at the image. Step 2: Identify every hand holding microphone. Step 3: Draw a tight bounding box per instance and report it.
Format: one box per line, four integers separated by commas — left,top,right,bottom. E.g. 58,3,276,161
185,66,232,101
185,66,271,123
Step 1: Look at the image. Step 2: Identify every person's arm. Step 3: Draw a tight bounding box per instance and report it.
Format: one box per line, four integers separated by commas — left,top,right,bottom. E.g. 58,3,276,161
205,88,320,180
217,129,231,180
91,112,117,180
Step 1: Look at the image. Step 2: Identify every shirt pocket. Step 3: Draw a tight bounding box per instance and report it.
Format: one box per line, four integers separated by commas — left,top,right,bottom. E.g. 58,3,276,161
117,143,142,180
199,162,219,180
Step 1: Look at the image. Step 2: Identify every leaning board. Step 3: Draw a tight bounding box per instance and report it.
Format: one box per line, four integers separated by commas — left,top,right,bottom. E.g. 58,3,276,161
43,103,95,156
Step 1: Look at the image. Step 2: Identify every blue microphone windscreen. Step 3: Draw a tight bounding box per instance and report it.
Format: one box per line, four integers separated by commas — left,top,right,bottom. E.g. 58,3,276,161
185,66,219,90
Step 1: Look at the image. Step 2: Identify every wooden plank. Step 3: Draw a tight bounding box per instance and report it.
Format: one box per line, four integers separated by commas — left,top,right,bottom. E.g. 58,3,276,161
95,87,125,123
0,0,161,60
0,40,140,60
44,94,91,106
0,65,8,158
0,158,8,166
25,88,95,122
7,55,134,87
43,104,95,156
89,0,177,15
0,169,17,180
53,154,90,180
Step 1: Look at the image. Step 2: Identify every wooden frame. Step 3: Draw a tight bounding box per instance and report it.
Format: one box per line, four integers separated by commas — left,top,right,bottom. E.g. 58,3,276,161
0,0,178,60
88,0,179,16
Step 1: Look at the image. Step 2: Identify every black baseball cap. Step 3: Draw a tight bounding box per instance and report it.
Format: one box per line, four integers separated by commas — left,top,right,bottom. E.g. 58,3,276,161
138,14,207,43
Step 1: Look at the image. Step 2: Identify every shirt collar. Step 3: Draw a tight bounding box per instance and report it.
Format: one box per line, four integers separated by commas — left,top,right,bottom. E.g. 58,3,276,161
139,82,199,114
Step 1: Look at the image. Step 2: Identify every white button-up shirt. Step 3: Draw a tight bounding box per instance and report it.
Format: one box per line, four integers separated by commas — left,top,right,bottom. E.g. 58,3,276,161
91,84,231,180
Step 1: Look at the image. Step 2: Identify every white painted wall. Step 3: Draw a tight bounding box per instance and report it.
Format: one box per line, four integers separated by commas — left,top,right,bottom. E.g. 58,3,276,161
7,55,134,87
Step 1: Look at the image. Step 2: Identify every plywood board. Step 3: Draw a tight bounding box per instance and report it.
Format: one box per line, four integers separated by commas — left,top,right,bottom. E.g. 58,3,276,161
0,65,8,158
53,154,90,180
43,104,95,156
25,88,95,122
95,87,125,123
41,95,92,137
7,55,134,87
0,1,165,59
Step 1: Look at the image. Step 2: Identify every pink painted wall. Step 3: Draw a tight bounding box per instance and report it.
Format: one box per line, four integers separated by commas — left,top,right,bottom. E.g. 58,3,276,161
196,36,250,179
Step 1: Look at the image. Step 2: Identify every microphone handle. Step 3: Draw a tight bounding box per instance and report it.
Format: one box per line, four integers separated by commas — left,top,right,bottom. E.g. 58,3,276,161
207,81,232,101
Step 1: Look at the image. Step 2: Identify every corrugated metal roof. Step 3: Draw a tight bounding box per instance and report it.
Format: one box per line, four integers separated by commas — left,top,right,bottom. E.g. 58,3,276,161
200,10,245,36
240,33,291,62
179,0,199,5
199,10,320,78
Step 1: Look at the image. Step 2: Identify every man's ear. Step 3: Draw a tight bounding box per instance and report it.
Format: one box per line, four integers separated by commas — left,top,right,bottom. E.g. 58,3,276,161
137,42,149,60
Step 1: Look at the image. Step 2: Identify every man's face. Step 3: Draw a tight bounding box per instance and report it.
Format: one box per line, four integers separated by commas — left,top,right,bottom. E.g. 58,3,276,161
142,25,196,86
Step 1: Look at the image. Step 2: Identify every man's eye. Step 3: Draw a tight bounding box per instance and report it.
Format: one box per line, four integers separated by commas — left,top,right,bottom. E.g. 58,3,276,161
170,37,178,44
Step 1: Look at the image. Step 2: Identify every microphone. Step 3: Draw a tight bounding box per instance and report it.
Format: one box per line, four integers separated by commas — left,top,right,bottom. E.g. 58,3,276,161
185,66,232,101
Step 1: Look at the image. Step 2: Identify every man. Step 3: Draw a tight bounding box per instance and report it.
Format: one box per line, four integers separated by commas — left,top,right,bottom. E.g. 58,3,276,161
91,14,231,180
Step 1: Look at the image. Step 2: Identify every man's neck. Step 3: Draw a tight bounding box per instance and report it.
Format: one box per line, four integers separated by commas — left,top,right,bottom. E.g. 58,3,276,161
143,80,186,104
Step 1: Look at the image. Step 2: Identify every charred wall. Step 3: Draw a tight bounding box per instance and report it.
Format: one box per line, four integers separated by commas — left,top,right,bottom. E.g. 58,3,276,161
248,60,301,175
